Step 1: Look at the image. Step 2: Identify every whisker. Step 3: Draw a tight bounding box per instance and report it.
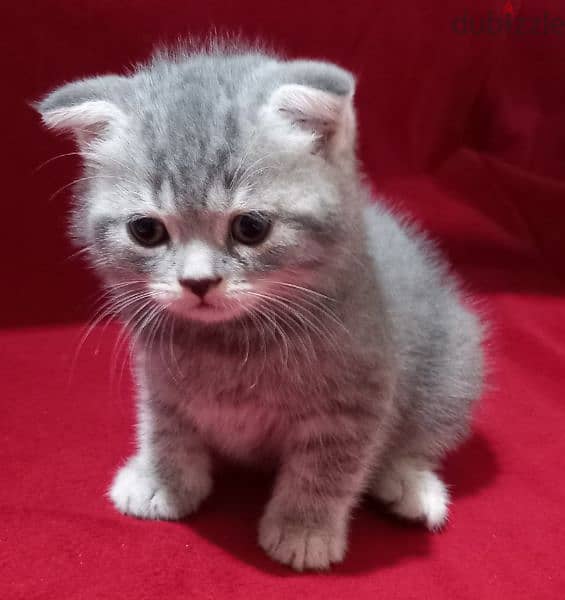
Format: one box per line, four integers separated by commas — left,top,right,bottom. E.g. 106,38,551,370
33,151,83,174
48,174,141,203
245,289,346,361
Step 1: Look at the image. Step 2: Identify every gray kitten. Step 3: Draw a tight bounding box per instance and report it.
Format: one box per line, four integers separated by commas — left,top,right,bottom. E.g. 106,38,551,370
37,42,484,571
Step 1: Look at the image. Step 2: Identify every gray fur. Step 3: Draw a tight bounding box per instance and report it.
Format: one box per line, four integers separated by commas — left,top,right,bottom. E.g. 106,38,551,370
37,42,484,571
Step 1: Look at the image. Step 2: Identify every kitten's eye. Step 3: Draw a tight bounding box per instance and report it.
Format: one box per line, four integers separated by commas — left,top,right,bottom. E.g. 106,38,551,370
127,217,169,247
230,212,271,246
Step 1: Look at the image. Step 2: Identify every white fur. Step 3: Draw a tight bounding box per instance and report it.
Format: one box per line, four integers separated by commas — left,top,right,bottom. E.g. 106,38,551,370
180,240,215,282
370,460,450,530
41,100,128,146
265,84,355,156
271,84,345,122
108,455,211,520
158,179,177,213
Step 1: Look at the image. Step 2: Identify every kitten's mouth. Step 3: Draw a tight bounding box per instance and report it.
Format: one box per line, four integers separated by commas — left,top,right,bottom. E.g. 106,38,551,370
184,299,239,323
194,300,209,308
193,298,222,312
157,289,248,324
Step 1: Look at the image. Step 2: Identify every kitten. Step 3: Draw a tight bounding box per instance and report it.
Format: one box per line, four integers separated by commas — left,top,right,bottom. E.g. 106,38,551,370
37,42,484,571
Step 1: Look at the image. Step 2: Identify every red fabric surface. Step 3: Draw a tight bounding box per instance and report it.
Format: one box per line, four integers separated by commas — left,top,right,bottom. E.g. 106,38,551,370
2,1,565,598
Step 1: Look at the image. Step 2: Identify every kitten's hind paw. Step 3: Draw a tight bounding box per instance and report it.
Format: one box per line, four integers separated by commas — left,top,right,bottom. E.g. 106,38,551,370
258,516,347,571
370,461,449,531
108,456,211,520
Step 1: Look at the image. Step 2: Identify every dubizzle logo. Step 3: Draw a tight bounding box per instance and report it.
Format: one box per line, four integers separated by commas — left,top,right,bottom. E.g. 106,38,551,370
452,1,565,35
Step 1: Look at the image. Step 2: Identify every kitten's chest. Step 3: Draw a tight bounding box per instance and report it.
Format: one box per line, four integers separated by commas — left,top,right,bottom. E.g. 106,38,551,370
174,349,296,460
186,395,287,461
149,333,347,461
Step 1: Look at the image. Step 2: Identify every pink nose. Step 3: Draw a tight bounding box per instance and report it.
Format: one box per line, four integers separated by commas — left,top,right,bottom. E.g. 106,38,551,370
178,277,222,298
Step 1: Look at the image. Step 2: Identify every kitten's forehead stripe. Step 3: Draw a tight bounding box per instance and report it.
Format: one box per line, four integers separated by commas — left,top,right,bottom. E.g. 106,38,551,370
224,108,238,145
158,179,176,212
133,62,245,212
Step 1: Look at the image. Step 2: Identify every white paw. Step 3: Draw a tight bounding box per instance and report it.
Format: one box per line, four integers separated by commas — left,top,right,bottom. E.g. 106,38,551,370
371,463,449,530
108,457,211,520
258,516,347,571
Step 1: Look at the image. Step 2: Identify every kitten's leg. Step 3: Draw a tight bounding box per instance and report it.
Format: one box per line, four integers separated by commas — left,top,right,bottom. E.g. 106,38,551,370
258,416,379,571
369,457,449,530
109,398,212,520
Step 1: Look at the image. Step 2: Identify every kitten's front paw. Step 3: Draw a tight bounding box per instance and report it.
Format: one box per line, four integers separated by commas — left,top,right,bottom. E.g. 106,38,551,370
108,457,211,520
258,515,347,571
370,463,449,530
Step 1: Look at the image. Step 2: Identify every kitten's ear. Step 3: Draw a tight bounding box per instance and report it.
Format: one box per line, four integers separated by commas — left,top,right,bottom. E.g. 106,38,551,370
35,75,130,147
264,61,356,158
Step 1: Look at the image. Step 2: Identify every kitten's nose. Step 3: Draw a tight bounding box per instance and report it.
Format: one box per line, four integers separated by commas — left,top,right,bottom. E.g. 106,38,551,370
179,277,222,298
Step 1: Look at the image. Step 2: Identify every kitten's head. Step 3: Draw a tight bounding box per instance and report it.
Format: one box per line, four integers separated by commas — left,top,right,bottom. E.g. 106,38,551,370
37,49,361,326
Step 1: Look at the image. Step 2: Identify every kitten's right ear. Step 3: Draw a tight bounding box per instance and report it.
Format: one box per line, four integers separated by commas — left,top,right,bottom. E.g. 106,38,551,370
35,75,130,147
262,60,357,160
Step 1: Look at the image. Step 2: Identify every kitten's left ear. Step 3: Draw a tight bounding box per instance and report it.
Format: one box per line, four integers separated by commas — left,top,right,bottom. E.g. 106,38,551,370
263,61,357,159
35,75,130,148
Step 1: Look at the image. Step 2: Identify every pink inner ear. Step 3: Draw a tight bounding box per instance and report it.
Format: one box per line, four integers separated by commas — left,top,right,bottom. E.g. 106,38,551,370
271,84,347,131
41,99,126,145
269,84,355,156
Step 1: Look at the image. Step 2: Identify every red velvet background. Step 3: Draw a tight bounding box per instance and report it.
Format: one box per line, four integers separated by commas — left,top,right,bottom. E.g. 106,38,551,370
2,1,565,598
